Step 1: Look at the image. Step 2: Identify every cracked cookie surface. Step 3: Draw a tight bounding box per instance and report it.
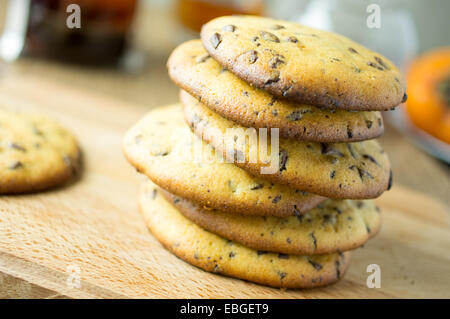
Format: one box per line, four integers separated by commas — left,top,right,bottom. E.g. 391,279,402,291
162,188,381,255
201,15,406,111
140,180,351,289
123,104,325,217
184,100,392,199
169,40,384,142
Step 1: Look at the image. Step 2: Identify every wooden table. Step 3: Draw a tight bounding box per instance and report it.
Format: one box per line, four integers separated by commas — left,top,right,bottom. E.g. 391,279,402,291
0,7,449,298
6,53,449,206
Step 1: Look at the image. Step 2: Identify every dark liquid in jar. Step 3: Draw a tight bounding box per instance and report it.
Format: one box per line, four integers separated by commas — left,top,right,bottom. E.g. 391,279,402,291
25,0,136,65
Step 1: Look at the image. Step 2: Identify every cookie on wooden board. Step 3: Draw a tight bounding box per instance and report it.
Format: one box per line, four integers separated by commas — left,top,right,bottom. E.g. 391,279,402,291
168,40,384,142
162,188,381,255
139,181,351,289
201,15,406,111
183,100,392,199
0,108,81,194
123,104,325,217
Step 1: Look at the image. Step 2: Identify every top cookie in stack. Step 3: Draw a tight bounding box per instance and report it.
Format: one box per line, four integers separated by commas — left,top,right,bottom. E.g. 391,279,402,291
125,15,405,289
200,15,406,111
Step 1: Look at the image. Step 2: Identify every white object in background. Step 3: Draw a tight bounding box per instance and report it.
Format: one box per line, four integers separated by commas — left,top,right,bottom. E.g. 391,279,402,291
0,0,30,62
294,0,418,71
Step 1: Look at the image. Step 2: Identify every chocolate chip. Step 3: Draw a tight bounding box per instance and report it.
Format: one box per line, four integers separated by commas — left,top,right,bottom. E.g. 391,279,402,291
356,201,364,208
362,154,379,165
9,161,23,170
257,250,268,256
251,183,264,190
279,150,288,171
151,189,157,200
308,259,323,270
268,54,285,68
9,142,26,152
272,24,285,30
347,126,353,139
222,24,236,32
278,253,289,259
365,120,373,129
278,271,287,279
195,54,211,64
265,70,280,85
348,47,358,54
229,251,235,258
401,93,408,103
210,33,222,49
286,237,292,244
310,232,317,250
287,36,298,43
282,85,292,97
349,165,374,180
374,56,389,70
268,97,277,106
32,125,43,136
154,151,169,156
272,195,281,203
387,170,393,190
244,50,258,64
367,61,384,71
366,225,371,233
259,31,280,43
336,260,341,278
173,198,181,204
378,118,382,127
286,110,305,121
321,143,344,157
330,170,336,179
212,265,221,273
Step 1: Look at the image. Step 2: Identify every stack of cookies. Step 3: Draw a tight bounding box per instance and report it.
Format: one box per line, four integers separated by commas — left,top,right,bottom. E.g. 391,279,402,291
123,16,406,289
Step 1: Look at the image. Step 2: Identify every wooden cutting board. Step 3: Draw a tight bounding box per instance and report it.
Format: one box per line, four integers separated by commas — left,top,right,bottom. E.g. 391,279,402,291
0,75,449,299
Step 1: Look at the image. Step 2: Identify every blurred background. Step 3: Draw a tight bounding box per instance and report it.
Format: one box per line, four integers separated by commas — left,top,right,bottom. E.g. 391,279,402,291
0,0,449,204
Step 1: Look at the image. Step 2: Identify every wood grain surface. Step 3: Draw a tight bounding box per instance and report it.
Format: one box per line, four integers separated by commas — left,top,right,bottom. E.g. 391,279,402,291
0,75,449,298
